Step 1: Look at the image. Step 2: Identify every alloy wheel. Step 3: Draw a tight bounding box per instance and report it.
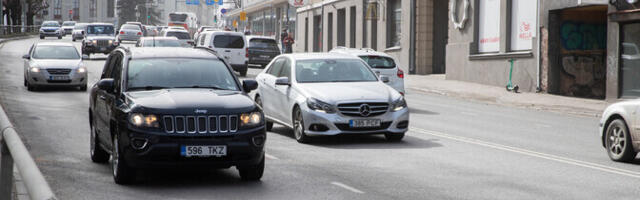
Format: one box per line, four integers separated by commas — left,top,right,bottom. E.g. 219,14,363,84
608,125,626,156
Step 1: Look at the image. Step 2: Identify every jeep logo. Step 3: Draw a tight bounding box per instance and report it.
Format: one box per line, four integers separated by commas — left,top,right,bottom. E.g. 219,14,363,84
194,109,208,114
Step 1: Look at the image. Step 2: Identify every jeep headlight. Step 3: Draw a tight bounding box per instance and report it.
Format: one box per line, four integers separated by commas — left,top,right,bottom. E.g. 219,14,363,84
391,96,407,112
129,113,159,128
240,111,263,128
306,98,336,113
85,40,93,45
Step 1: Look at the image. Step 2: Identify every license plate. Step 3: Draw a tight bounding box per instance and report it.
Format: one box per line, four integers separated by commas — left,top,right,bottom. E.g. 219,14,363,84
349,119,381,128
100,47,106,51
181,145,227,157
49,76,69,81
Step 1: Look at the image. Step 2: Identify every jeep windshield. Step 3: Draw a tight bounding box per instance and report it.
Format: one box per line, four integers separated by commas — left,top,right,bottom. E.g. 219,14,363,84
127,58,239,91
86,25,114,35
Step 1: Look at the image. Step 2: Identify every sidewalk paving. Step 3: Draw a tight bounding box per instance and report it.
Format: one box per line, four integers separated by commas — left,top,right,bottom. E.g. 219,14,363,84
405,74,611,117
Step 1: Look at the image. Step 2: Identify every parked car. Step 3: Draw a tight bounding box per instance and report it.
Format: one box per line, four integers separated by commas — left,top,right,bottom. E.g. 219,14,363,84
39,21,62,39
330,47,406,95
135,37,182,47
88,47,265,184
599,101,640,162
61,21,76,36
246,36,280,68
72,23,88,42
116,24,143,42
22,42,88,91
255,53,409,143
82,23,119,57
160,29,193,47
195,31,248,76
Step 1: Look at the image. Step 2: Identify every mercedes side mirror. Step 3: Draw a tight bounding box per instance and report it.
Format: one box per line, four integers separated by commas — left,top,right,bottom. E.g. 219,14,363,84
275,77,290,86
22,54,30,59
242,79,258,92
97,78,115,92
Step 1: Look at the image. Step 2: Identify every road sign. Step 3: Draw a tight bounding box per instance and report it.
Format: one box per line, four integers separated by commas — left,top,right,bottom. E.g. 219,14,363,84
221,8,227,14
239,11,247,21
365,2,379,20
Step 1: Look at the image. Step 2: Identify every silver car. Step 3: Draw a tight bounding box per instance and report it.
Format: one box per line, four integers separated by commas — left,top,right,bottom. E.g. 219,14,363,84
72,23,88,42
599,100,640,162
116,24,143,42
255,53,409,143
23,42,88,91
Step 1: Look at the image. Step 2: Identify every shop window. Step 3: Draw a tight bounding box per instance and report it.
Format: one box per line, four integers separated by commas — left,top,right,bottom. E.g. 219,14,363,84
328,12,333,51
337,8,346,47
510,0,536,51
350,6,356,48
386,0,401,48
621,22,640,98
477,0,500,53
305,17,309,52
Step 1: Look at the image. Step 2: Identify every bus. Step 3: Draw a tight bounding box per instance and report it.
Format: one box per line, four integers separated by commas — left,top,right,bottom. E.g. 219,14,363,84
168,12,198,36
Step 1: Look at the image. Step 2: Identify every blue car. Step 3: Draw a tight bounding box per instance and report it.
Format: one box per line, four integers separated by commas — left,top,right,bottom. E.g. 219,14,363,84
39,21,62,39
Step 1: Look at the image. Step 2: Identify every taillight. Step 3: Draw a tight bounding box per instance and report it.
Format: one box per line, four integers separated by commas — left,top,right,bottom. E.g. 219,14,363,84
137,32,142,36
246,48,249,58
119,31,124,34
397,69,404,79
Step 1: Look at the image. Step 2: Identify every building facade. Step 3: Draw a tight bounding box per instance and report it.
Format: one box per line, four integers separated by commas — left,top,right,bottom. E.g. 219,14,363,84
37,0,116,24
225,0,297,42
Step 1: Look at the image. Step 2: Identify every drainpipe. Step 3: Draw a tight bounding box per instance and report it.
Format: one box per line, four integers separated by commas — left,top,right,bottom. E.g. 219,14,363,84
536,0,542,92
409,0,416,74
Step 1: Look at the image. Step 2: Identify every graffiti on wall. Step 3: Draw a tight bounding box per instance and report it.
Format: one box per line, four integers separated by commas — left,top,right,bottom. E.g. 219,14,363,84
560,22,607,51
560,54,606,98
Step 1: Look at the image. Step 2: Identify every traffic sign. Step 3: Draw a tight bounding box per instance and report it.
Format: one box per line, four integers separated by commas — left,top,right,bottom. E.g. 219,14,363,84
239,11,247,21
221,8,227,14
69,9,72,15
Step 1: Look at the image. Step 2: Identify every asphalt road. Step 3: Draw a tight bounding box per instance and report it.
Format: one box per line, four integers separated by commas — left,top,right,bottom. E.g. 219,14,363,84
0,36,639,200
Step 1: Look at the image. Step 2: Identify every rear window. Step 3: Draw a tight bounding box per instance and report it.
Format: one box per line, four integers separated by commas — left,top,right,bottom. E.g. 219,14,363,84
213,35,244,49
358,56,396,69
166,32,191,40
249,39,278,49
121,25,140,30
62,22,75,26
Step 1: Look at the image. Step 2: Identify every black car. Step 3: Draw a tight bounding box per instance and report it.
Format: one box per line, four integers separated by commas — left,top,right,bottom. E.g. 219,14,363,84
89,47,265,184
246,36,280,68
82,23,119,58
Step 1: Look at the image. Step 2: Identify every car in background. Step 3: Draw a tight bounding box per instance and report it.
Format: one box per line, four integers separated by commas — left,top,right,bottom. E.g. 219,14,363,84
254,53,409,143
117,24,143,42
61,21,76,36
195,31,248,76
157,26,168,32
160,29,193,47
39,21,62,39
330,47,406,95
246,36,280,68
82,23,119,57
126,21,146,36
88,47,264,184
599,101,640,162
144,25,159,36
22,42,88,91
135,37,182,47
72,23,88,42
194,26,217,40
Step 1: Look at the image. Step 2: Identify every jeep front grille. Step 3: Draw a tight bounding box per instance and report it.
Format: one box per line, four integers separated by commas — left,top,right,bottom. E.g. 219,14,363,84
96,40,109,47
163,115,238,134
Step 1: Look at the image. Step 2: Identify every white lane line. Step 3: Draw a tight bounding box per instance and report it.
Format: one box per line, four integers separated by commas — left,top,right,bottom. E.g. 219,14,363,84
265,153,279,160
411,126,640,179
331,181,365,194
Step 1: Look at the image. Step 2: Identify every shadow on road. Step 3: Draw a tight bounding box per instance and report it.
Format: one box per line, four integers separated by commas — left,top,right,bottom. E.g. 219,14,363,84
129,167,263,189
269,126,443,150
28,86,86,93
409,108,439,115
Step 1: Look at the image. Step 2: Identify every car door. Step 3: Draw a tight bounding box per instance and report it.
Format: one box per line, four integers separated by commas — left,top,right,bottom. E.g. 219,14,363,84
258,58,285,120
24,44,35,79
95,54,116,142
212,34,246,65
273,58,294,124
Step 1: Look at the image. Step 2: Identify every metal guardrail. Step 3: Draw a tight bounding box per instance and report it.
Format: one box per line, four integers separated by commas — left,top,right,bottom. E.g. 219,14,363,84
0,104,56,200
0,25,41,36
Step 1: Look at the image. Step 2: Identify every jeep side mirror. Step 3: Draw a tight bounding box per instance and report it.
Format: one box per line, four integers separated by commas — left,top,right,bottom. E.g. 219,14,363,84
243,79,258,92
275,77,290,86
97,78,115,92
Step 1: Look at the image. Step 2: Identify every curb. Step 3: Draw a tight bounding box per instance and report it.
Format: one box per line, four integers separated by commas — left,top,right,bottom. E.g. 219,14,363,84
0,35,37,45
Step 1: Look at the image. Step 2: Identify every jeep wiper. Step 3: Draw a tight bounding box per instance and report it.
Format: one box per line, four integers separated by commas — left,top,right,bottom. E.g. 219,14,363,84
128,86,167,91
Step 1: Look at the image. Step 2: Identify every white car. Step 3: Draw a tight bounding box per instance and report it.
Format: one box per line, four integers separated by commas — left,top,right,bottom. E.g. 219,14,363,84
196,31,248,76
23,42,88,91
255,53,409,143
160,29,193,47
599,101,640,162
61,21,76,36
71,23,88,42
330,47,406,95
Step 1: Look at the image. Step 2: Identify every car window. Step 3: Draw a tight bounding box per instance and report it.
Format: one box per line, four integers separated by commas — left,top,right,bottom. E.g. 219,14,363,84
358,56,396,69
62,22,75,26
295,59,378,83
111,54,123,93
142,39,181,47
42,22,59,27
32,46,80,59
166,32,191,40
121,25,140,30
249,39,278,49
267,58,285,76
102,54,116,79
213,35,244,49
279,59,291,79
127,58,239,91
73,24,87,30
87,25,114,35
199,34,207,46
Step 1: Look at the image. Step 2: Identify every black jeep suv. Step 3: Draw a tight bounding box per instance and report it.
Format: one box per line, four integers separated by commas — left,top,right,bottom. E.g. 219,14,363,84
89,47,265,184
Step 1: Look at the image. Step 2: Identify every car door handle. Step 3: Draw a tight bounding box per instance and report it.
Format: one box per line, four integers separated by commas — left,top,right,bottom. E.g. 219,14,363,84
99,95,106,100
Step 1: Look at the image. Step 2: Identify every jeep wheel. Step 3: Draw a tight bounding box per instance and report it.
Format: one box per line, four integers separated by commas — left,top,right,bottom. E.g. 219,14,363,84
384,132,405,142
39,36,44,39
255,96,273,131
237,156,264,181
112,134,135,184
90,118,109,163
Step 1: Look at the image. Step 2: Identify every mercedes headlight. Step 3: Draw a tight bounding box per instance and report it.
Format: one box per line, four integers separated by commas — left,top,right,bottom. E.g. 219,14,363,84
29,67,41,73
306,98,336,113
391,96,407,112
240,111,264,128
129,113,159,128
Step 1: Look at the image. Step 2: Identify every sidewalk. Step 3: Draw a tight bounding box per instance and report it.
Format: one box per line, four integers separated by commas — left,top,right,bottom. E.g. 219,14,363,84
405,74,610,117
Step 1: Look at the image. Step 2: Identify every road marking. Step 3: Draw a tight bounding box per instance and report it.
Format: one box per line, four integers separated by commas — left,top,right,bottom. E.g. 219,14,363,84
410,126,640,179
265,153,279,160
331,181,365,194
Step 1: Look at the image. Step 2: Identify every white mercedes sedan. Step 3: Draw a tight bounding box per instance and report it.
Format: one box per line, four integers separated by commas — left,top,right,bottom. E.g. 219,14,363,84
255,53,409,143
599,101,640,162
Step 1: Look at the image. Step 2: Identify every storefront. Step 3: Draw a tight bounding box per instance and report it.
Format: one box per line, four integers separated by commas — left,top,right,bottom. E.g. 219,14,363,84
607,1,640,99
226,0,296,42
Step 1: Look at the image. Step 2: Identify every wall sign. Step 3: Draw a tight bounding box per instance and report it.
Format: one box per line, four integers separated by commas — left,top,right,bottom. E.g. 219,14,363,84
450,0,469,30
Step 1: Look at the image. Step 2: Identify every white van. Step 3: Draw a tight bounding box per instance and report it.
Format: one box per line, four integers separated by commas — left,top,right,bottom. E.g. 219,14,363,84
196,31,248,76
